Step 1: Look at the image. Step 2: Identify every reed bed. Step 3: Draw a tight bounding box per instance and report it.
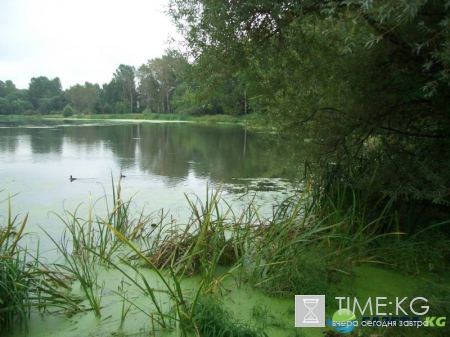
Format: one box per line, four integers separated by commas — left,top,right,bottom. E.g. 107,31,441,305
0,195,83,334
3,175,449,336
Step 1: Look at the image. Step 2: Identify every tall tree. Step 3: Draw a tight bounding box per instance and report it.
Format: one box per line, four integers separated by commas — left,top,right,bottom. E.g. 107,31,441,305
168,0,450,210
28,76,65,113
0,98,10,115
114,65,137,113
101,79,123,113
65,82,101,113
0,80,17,98
0,81,34,114
137,52,190,113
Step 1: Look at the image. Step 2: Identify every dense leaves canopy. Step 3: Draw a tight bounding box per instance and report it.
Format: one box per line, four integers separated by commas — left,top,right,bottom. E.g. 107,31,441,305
168,0,450,207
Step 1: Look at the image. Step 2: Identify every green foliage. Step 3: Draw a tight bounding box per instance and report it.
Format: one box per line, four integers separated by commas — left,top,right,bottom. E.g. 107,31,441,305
0,81,34,115
168,0,450,220
28,76,65,113
114,64,137,113
0,208,30,332
11,99,34,114
0,197,82,334
137,51,187,114
65,82,101,113
102,103,112,114
259,249,328,297
1,177,446,334
101,78,123,109
0,80,16,98
5,90,28,103
0,97,10,115
43,176,154,317
115,100,131,114
185,295,267,337
62,104,74,117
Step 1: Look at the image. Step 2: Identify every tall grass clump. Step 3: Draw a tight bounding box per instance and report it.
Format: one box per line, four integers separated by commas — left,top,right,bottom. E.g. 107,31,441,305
181,295,267,337
98,184,257,334
43,175,153,317
239,188,333,297
236,177,423,297
0,195,82,334
143,186,242,295
101,221,203,334
0,200,31,332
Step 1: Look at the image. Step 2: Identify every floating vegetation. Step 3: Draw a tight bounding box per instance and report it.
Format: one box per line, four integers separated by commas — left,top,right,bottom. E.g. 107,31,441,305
2,177,450,336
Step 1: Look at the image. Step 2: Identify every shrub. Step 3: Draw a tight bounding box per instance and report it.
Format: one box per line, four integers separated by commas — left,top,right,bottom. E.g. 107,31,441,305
62,104,74,117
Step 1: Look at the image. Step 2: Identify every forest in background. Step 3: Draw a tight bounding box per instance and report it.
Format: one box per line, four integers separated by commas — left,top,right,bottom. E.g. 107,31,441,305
0,49,247,117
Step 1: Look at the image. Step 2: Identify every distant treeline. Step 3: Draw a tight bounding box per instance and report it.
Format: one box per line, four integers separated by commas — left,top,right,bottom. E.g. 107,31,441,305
0,50,249,117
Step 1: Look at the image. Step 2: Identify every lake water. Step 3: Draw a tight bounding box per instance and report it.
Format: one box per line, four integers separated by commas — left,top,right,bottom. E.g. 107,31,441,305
0,119,300,258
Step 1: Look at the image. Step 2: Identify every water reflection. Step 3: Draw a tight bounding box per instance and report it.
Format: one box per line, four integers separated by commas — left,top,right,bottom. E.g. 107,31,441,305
0,122,295,185
0,120,300,256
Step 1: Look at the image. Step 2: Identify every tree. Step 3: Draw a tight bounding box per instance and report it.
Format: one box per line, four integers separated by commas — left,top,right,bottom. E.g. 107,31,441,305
0,82,34,115
0,98,10,115
11,99,33,115
101,79,123,113
114,65,137,113
0,80,17,98
28,76,65,113
115,101,130,114
168,0,450,215
65,82,101,114
6,91,28,103
138,51,193,114
137,62,161,113
62,104,74,117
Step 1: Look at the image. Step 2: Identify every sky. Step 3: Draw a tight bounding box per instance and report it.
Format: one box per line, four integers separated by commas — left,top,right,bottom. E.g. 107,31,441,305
0,0,181,90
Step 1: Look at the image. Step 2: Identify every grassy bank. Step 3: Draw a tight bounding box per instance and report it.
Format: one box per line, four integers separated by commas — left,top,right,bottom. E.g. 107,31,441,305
2,179,449,336
0,113,271,131
51,112,264,125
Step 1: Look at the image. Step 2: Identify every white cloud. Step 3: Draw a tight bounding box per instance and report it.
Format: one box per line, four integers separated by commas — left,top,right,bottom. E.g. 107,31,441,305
0,0,180,89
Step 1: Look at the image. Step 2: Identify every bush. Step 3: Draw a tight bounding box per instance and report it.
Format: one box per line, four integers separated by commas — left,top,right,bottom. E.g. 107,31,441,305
115,101,131,114
62,104,74,117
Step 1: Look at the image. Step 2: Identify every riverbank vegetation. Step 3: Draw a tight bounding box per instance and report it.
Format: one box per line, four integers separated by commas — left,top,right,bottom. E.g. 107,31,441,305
0,195,83,334
2,177,449,336
166,0,450,231
0,112,265,127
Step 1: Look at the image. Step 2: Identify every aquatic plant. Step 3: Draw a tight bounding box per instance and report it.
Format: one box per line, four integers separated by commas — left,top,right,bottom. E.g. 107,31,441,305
0,196,82,333
42,175,151,317
101,221,199,333
30,176,449,335
183,295,267,337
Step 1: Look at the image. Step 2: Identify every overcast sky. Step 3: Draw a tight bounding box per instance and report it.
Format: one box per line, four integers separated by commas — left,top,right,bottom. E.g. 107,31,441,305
0,0,180,90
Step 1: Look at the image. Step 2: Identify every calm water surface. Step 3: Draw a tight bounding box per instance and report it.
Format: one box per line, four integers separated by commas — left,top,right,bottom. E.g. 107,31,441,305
0,120,300,257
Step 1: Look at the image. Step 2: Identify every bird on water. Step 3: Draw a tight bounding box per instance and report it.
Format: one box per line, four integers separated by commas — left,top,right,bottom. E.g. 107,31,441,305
70,175,77,182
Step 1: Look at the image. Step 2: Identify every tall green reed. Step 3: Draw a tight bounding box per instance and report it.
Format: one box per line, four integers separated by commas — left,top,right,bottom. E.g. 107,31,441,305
1,196,82,334
43,176,148,317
